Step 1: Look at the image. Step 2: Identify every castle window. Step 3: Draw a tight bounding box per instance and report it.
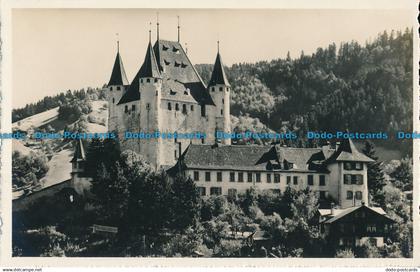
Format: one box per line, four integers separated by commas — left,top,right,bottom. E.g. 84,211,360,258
238,172,244,182
212,87,215,92
124,105,128,113
287,176,291,184
174,61,181,67
117,86,121,91
197,187,206,196
344,174,352,184
154,78,158,83
217,172,222,182
132,105,136,112
201,105,206,117
229,172,235,182
201,138,205,144
182,104,187,114
227,87,230,92
247,172,253,182
175,103,179,111
346,191,353,200
256,173,261,183
191,105,194,111
274,174,280,183
319,175,326,186
210,187,222,196
140,79,143,83
221,109,223,115
307,175,314,186
168,103,172,110
112,98,115,104
147,78,150,83
266,173,271,183
110,87,113,91
219,87,223,92
193,171,199,181
205,172,211,182
355,191,363,200
174,150,177,159
228,189,237,198
146,103,150,110
222,99,224,104
162,45,169,51
293,176,298,185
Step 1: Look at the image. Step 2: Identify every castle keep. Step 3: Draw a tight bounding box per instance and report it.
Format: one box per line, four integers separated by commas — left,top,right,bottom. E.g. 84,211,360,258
107,28,231,168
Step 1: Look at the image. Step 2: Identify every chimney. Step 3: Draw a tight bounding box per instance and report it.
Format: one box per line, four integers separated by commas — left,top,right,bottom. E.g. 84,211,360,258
335,141,341,151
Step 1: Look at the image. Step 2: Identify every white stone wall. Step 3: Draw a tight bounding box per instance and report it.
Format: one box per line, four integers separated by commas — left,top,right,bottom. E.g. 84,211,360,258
187,169,330,197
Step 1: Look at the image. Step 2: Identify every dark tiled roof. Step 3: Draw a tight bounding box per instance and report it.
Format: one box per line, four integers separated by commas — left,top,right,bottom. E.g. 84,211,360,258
323,205,394,224
118,42,161,105
71,139,86,162
108,52,129,86
208,52,230,87
325,138,374,163
154,40,214,105
118,39,214,105
161,78,197,103
275,146,324,171
180,144,271,171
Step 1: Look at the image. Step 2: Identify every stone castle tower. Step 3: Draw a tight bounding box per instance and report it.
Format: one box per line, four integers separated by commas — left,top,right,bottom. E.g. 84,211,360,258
106,26,231,168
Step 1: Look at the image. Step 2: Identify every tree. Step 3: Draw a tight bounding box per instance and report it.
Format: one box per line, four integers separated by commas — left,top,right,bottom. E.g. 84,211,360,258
362,140,386,206
390,156,412,191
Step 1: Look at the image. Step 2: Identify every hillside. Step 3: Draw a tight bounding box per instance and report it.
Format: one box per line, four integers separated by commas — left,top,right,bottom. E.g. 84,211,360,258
12,100,108,198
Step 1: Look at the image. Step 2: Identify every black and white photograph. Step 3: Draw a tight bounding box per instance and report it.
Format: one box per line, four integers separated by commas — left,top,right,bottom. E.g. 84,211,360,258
5,3,416,262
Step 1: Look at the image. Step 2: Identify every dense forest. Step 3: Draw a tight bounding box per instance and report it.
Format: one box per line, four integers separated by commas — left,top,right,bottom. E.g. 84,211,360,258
196,29,413,150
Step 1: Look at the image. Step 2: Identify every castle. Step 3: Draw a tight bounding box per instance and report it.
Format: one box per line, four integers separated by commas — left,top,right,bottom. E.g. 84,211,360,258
107,26,231,168
103,26,377,209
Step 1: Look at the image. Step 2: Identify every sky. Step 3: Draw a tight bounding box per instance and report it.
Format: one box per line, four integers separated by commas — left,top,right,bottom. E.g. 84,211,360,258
12,8,412,109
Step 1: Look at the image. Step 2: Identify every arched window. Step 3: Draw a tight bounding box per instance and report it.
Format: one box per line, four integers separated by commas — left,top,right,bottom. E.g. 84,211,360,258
175,103,179,111
146,78,150,83
168,102,172,110
182,104,187,114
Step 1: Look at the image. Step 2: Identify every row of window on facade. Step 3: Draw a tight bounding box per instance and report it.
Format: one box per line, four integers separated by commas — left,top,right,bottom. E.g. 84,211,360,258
197,186,328,199
193,171,326,186
346,190,363,200
210,86,230,92
109,86,122,91
343,162,364,170
343,174,363,185
167,102,224,116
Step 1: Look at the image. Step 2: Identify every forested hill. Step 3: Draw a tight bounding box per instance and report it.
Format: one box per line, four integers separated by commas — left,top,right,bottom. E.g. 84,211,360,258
196,29,413,140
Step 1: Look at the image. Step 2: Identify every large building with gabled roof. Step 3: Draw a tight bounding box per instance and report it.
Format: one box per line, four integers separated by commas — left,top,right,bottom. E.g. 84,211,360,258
107,26,231,168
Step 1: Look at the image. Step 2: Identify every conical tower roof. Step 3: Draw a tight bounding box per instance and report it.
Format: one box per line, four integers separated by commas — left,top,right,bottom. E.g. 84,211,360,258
208,51,230,87
108,52,129,86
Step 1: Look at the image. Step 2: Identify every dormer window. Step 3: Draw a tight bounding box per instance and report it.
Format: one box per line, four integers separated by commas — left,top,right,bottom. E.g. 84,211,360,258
164,59,171,65
172,46,179,53
181,62,187,68
162,45,169,51
174,61,180,67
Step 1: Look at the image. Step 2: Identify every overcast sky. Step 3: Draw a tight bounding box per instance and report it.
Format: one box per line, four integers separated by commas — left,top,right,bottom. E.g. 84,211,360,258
12,8,412,108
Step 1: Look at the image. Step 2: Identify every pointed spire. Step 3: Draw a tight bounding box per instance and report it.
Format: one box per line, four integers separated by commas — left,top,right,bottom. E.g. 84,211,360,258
108,40,129,86
156,12,160,41
138,40,161,79
177,16,180,42
149,22,152,42
208,41,230,87
116,33,120,53
71,139,86,162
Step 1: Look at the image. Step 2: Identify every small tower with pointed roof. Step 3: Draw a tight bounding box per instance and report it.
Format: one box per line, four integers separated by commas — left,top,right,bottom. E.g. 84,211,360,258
137,29,163,167
70,139,92,195
107,39,129,132
208,41,231,144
